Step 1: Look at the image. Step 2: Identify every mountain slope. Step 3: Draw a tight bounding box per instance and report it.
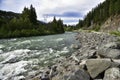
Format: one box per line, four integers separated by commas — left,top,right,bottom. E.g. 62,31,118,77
0,10,20,19
76,0,120,31
100,15,120,32
0,10,20,26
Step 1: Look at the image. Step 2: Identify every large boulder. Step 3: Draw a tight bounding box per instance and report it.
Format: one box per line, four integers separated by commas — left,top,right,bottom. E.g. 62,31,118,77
103,42,120,49
52,64,90,80
97,42,120,59
65,69,90,80
86,59,111,78
110,59,120,67
74,48,97,60
103,67,120,80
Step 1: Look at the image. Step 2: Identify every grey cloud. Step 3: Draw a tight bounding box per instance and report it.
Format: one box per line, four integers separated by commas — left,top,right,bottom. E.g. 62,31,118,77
43,11,83,18
0,0,105,25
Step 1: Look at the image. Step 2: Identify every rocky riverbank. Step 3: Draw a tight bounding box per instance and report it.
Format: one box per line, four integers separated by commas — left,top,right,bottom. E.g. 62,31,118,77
1,31,120,80
32,31,120,80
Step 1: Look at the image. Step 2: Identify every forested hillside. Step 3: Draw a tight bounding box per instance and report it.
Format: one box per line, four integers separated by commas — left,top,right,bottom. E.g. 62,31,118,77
76,0,120,31
0,5,64,39
0,10,20,27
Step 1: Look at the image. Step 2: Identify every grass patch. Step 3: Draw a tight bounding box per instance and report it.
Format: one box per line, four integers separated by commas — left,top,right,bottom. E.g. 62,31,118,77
92,25,101,31
110,31,120,36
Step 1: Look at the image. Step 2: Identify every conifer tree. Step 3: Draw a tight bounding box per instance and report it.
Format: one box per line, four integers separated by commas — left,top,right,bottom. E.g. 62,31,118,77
30,5,37,24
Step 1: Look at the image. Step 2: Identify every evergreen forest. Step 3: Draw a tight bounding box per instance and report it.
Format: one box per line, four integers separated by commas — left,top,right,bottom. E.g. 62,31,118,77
76,0,120,31
0,5,65,39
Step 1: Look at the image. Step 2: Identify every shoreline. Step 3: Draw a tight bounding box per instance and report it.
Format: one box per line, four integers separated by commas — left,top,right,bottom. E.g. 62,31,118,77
31,31,120,80
1,31,120,80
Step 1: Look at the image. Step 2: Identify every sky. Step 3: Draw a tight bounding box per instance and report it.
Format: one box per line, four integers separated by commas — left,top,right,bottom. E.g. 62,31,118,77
0,0,105,25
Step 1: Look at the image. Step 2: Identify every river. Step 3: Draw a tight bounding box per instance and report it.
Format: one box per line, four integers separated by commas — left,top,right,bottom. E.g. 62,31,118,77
0,32,79,80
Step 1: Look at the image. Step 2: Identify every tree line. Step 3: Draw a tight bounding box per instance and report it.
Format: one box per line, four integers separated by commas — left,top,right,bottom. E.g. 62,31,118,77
76,0,120,31
0,5,64,39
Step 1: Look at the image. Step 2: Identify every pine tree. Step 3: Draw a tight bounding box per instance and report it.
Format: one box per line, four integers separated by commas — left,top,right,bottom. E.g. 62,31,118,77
30,5,37,24
21,5,37,24
115,0,120,14
57,19,65,33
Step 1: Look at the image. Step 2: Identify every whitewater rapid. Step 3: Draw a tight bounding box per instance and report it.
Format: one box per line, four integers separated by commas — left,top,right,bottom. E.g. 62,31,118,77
0,32,79,80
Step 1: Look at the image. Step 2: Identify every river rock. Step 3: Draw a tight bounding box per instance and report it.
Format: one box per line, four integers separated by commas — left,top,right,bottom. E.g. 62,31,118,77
108,59,120,67
39,72,50,80
97,42,120,59
77,31,118,48
52,61,90,80
113,59,120,64
12,76,25,80
103,67,120,80
66,69,90,80
103,42,120,49
79,59,87,69
86,59,111,78
75,48,97,60
71,44,81,49
54,69,90,80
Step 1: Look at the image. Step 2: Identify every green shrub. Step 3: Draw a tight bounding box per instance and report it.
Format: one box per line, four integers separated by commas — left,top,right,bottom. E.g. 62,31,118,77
110,31,120,36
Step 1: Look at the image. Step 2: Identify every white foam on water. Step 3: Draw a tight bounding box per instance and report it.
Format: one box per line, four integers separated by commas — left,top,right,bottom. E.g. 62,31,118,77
21,40,31,44
0,49,31,62
44,61,48,64
0,60,32,80
49,48,54,53
56,38,64,41
0,45,4,49
31,39,44,42
40,57,45,61
8,38,17,41
13,76,25,80
61,47,69,53
35,51,42,55
15,40,31,45
0,63,3,68
55,53,60,57
2,54,16,63
0,50,3,54
29,59,39,65
0,32,77,79
55,47,69,56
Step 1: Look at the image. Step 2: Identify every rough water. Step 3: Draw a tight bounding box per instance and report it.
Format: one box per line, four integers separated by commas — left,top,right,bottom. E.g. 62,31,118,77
0,32,79,80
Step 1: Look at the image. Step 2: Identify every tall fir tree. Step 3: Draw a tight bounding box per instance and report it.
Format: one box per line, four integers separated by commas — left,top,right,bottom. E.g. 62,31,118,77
30,5,37,24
